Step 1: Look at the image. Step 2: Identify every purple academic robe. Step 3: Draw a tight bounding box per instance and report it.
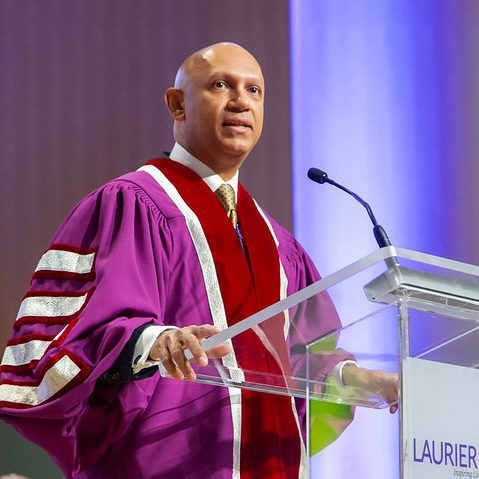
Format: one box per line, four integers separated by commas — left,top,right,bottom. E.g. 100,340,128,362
0,160,348,478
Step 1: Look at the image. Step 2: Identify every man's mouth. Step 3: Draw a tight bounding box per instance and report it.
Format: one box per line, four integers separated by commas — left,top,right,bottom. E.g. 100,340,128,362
223,120,251,129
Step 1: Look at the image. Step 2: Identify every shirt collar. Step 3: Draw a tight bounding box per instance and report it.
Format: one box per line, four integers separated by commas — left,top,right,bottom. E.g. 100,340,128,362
169,143,239,196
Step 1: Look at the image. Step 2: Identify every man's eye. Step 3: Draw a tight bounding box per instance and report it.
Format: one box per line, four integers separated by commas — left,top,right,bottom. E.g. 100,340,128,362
249,86,260,94
214,81,227,89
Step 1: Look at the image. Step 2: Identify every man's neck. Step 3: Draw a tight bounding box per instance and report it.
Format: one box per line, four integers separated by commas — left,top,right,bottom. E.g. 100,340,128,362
169,143,239,194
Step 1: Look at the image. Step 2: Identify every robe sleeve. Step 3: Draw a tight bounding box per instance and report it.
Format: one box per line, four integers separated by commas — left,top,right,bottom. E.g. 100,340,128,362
0,177,173,474
274,220,350,370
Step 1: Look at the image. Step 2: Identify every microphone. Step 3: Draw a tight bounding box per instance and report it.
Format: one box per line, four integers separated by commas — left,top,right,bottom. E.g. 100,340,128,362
307,167,392,249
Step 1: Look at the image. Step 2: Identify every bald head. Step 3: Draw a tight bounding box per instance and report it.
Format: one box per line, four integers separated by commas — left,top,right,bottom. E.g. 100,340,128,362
174,42,264,89
164,43,265,179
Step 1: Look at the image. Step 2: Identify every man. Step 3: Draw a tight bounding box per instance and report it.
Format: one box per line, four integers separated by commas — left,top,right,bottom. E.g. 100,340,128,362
0,43,397,478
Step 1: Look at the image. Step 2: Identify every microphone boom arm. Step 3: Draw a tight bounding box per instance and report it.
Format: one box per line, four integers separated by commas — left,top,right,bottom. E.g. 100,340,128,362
307,167,392,249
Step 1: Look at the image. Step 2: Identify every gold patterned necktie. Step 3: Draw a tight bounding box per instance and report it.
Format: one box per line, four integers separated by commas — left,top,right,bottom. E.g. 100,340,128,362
215,183,238,228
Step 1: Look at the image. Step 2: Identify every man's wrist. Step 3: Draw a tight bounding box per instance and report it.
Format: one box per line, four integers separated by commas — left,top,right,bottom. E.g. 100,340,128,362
132,325,178,373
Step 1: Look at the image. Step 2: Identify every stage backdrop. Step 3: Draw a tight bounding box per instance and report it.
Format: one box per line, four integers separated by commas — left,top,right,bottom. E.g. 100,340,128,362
0,1,291,477
291,0,479,478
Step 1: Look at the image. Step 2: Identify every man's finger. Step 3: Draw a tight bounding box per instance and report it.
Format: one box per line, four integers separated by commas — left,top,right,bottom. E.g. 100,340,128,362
171,344,197,381
206,343,232,359
187,324,221,340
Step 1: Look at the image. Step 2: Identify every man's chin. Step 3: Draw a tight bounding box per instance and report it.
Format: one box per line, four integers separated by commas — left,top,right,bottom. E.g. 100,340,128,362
220,139,257,159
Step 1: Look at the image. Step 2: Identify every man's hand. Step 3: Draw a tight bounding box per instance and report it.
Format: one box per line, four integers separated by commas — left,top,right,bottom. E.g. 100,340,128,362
149,325,231,381
342,364,399,414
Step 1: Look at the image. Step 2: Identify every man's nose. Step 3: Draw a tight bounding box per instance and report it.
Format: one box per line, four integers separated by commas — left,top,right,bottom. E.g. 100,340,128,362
227,89,250,110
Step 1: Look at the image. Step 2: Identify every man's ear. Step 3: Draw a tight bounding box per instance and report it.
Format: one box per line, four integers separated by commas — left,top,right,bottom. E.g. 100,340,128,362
164,88,185,120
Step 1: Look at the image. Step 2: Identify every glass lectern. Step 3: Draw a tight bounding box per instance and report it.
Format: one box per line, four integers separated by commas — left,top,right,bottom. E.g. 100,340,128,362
164,246,479,478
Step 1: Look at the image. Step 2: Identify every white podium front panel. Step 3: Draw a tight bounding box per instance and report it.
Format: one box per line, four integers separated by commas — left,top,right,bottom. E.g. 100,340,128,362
403,358,479,479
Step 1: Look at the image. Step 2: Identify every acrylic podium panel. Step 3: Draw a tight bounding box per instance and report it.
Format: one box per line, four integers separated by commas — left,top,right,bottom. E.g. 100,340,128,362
308,250,479,478
168,247,479,478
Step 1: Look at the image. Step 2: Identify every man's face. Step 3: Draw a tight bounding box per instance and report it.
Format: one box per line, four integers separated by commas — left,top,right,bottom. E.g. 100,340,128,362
174,45,265,178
